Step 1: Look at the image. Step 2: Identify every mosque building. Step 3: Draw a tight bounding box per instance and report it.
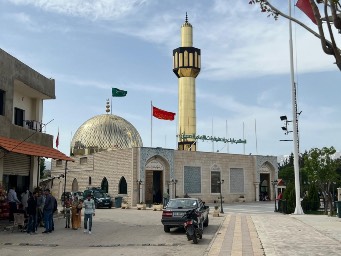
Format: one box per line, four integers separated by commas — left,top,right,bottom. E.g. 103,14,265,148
50,15,278,206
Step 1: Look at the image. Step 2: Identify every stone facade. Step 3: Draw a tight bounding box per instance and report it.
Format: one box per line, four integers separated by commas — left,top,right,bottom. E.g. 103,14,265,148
51,147,278,206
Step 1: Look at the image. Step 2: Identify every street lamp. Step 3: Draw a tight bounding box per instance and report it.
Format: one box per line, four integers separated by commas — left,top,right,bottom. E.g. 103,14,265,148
136,180,142,203
217,179,224,214
271,180,278,212
172,179,178,198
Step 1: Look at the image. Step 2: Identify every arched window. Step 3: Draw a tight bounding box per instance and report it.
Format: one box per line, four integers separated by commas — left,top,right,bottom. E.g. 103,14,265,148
118,177,127,194
101,177,108,193
72,178,78,192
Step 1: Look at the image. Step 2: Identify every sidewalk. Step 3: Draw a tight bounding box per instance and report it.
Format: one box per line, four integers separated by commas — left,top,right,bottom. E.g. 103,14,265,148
206,211,341,256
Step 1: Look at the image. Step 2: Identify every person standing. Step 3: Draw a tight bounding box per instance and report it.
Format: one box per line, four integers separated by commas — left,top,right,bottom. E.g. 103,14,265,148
21,188,29,213
36,190,44,228
83,193,95,234
27,191,37,234
71,197,82,230
42,189,54,233
64,195,72,228
7,186,21,221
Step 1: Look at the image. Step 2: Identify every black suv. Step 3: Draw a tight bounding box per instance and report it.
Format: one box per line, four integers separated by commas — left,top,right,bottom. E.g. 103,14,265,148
83,189,112,209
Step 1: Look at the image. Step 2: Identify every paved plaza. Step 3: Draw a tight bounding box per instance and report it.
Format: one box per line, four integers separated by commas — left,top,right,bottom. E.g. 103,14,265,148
0,202,340,256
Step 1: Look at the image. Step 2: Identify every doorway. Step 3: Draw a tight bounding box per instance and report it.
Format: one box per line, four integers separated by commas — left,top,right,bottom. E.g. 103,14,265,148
260,173,270,201
145,170,163,204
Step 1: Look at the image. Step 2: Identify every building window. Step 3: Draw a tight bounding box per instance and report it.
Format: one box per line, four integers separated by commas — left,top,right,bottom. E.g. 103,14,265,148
211,171,221,193
119,177,127,194
14,107,25,126
89,176,92,185
56,160,62,166
230,168,244,194
80,157,87,165
184,166,201,194
0,89,5,116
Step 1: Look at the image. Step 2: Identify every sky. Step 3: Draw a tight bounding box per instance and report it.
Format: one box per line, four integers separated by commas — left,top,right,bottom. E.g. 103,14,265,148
1,0,340,160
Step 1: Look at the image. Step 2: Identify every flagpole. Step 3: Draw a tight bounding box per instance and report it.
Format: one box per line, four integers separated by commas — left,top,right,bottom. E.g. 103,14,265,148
151,101,153,147
289,0,303,215
255,119,258,154
226,120,229,153
243,122,245,154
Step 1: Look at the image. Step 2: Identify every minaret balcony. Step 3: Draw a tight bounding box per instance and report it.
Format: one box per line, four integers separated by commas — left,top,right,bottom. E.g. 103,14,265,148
173,47,201,78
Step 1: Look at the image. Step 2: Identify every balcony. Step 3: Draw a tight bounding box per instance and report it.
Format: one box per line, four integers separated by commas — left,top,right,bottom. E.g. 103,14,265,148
24,120,43,132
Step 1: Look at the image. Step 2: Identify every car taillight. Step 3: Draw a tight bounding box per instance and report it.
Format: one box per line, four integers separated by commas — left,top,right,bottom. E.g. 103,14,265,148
162,211,173,217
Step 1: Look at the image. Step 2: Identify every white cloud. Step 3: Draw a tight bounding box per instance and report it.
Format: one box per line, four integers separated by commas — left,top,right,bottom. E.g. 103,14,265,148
8,0,148,20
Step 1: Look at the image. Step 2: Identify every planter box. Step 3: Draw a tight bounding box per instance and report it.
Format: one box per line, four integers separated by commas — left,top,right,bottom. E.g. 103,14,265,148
121,203,130,209
153,204,163,211
136,203,146,210
213,209,220,217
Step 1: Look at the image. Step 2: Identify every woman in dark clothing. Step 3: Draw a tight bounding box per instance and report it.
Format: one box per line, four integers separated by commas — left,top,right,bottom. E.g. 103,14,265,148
27,191,37,234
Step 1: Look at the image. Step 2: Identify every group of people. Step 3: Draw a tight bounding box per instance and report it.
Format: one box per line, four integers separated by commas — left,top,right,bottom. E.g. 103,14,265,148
7,186,57,234
64,193,95,234
7,186,96,234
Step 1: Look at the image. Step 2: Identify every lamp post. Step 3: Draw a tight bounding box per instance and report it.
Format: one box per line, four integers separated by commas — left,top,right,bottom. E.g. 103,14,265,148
271,180,278,212
172,179,178,198
218,179,224,214
137,180,142,203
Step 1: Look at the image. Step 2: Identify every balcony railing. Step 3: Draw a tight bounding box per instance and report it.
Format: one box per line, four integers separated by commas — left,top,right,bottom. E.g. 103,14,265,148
24,120,43,132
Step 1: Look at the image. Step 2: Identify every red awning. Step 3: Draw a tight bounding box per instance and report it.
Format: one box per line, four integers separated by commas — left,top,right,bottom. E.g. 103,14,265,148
0,136,74,161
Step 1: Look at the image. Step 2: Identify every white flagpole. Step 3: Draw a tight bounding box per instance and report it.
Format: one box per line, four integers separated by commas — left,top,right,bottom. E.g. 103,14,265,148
255,119,258,154
151,101,153,147
289,0,303,215
212,118,214,152
243,122,245,154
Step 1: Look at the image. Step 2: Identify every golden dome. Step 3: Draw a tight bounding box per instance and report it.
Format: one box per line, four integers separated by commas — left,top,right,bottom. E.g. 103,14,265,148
71,114,143,155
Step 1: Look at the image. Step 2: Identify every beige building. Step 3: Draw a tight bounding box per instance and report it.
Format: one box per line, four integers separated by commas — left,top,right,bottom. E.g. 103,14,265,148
51,145,278,205
0,48,73,194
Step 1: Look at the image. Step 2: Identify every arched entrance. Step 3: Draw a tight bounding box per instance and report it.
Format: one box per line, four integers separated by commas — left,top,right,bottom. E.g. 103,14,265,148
101,177,108,193
145,159,164,204
72,178,79,192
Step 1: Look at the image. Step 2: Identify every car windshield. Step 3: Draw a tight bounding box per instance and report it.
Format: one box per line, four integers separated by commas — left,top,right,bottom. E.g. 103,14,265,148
167,199,197,209
94,191,105,198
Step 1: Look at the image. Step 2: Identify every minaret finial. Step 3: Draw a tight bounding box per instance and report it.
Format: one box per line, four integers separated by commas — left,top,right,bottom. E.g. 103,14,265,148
185,12,188,23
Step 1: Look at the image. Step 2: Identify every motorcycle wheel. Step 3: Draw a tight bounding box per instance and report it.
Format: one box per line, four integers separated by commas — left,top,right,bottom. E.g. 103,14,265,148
186,234,192,241
192,232,198,244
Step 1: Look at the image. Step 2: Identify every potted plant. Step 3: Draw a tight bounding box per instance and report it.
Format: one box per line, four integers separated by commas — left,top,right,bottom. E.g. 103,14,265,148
121,200,130,209
136,202,146,210
213,205,220,217
152,203,163,211
238,195,245,202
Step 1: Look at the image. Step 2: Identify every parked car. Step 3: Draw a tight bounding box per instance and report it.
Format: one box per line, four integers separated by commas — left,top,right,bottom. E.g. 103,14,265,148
72,191,83,201
83,189,113,209
161,197,209,233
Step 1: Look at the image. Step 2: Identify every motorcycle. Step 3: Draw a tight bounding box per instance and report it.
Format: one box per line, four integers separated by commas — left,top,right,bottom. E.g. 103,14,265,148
183,208,203,244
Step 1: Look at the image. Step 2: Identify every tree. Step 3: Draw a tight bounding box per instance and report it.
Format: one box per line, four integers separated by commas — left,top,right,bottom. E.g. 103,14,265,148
250,0,341,71
303,146,341,215
40,158,47,179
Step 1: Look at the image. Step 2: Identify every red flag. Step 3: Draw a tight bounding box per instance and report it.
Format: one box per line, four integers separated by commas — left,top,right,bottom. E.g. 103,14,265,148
152,106,176,121
296,0,317,24
56,130,59,148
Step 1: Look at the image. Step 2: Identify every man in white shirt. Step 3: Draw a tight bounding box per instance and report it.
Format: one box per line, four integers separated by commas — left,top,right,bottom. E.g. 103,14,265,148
83,193,95,234
7,186,21,221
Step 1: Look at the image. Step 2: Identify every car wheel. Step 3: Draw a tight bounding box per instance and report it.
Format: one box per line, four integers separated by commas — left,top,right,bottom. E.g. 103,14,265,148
108,204,112,209
164,225,170,233
203,217,209,227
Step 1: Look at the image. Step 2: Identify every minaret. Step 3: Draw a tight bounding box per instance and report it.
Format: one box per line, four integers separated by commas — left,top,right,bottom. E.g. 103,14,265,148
173,13,201,151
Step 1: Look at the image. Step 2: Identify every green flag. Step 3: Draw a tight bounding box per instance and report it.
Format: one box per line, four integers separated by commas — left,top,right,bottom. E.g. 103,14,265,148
112,88,127,97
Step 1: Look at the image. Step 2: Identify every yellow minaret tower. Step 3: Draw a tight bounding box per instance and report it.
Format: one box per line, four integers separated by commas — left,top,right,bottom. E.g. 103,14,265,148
173,13,201,151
